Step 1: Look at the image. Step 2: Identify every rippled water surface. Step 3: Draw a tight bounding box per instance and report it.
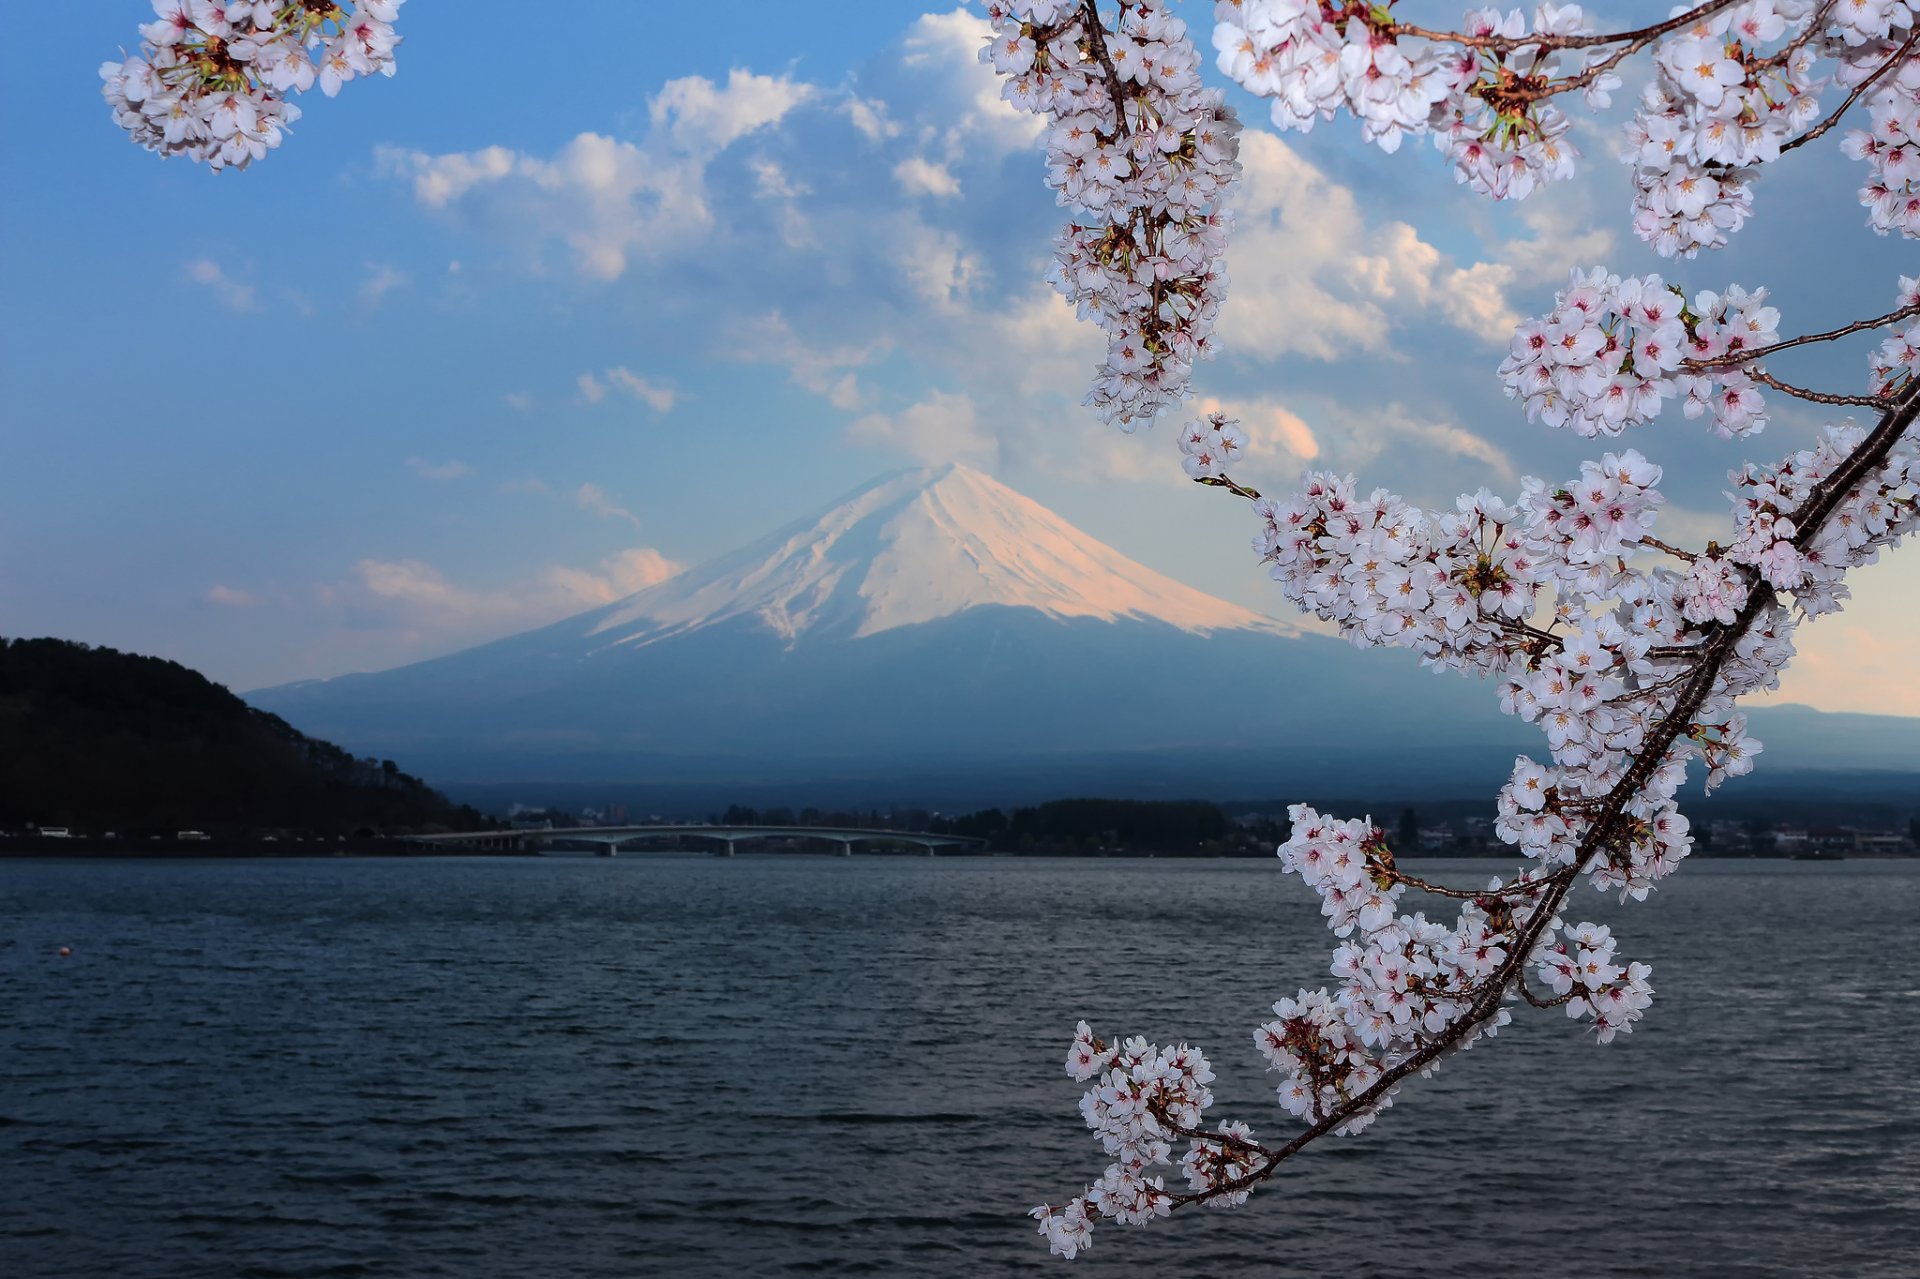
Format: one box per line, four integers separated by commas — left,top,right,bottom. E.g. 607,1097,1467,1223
3,855,1917,1277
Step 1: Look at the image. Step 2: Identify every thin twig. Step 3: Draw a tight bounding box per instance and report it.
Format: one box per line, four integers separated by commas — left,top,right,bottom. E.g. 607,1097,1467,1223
1746,367,1890,408
1682,302,1920,372
1635,536,1698,562
1781,30,1920,154
1193,473,1263,501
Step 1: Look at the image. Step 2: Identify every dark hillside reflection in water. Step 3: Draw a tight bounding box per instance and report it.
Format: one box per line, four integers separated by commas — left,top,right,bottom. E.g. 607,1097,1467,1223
2,856,1916,1277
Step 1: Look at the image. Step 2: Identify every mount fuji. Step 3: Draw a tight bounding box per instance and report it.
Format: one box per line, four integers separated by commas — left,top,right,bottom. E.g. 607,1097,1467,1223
250,465,1920,809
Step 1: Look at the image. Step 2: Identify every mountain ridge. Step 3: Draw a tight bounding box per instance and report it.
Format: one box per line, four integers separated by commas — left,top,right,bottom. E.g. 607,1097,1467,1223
248,466,1920,806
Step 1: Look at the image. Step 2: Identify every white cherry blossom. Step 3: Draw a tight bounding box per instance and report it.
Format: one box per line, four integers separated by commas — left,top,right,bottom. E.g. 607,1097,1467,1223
103,0,403,170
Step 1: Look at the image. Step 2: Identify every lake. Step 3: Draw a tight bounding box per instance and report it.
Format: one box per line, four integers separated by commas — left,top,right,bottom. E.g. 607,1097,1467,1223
2,855,1916,1277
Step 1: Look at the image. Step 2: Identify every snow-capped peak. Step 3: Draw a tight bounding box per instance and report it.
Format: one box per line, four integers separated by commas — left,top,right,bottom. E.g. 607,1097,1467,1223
579,463,1297,649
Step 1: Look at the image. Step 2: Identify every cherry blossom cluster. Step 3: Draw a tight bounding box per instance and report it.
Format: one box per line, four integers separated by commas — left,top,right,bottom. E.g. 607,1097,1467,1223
1256,985,1390,1134
101,1,402,171
1870,276,1920,397
1212,1,1614,200
1032,1026,1224,1257
1277,808,1403,935
1725,415,1920,615
1625,1,1827,257
1531,921,1654,1042
1499,268,1779,439
1242,816,1533,1144
1247,448,1664,679
1844,54,1920,236
983,0,1243,425
1871,319,1918,395
1332,906,1512,1048
1628,3,1920,254
1176,412,1250,478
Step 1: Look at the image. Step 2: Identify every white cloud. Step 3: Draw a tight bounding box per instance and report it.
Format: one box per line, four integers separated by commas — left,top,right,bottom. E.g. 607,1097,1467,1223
894,220,983,310
1193,395,1321,463
407,457,472,481
847,390,999,467
893,155,961,198
390,144,515,208
350,546,684,633
841,94,899,142
378,69,812,283
751,157,810,201
580,368,677,413
900,9,1041,155
573,482,643,528
202,584,258,608
536,547,682,605
1320,402,1517,482
360,262,408,309
368,11,1538,512
737,310,889,408
649,68,815,150
184,258,257,311
1221,132,1521,359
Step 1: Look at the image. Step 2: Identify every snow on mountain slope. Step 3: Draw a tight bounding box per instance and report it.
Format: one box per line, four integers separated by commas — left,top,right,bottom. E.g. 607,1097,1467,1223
574,463,1297,650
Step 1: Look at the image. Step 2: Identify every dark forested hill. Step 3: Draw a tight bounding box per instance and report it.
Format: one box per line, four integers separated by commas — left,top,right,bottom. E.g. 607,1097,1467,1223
0,637,490,836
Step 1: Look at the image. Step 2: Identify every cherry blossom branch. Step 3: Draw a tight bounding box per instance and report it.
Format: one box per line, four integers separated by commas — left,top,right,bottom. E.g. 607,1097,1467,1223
1780,30,1920,154
1683,302,1920,372
1150,385,1920,1214
1768,0,1841,67
1076,0,1131,120
1745,367,1891,408
996,3,1920,1256
1391,0,1742,53
1194,474,1262,501
1635,536,1699,562
1385,864,1574,901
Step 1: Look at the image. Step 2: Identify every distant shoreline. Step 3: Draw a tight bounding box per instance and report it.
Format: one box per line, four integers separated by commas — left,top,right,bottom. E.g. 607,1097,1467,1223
2,842,1899,862
0,839,530,859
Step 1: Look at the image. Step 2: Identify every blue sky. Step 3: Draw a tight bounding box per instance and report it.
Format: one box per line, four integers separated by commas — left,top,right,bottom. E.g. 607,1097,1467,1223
4,3,1916,712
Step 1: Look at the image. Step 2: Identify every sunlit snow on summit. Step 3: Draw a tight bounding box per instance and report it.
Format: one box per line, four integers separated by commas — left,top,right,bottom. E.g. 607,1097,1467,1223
582,463,1299,650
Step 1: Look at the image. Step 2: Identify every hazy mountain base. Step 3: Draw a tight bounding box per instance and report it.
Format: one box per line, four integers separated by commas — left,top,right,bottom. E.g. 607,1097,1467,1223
252,610,1920,814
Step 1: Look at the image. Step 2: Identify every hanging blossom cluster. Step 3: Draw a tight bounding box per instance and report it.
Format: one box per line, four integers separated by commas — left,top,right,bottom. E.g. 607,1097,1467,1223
1213,0,1618,200
988,5,1918,456
1845,46,1920,235
1724,400,1920,612
983,0,1244,426
101,1,402,171
1032,1027,1237,1257
1627,0,1920,255
1498,268,1780,439
1624,0,1827,257
1869,277,1920,393
1207,0,1920,249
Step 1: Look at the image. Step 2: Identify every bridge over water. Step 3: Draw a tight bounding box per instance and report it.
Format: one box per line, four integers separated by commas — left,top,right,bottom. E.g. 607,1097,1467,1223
406,824,988,856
